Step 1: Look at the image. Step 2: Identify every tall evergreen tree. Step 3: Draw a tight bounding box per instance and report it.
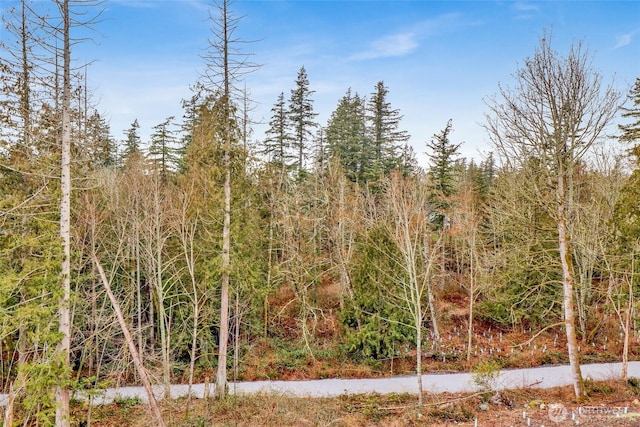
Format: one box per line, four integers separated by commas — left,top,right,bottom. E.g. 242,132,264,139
288,66,317,176
619,78,640,150
198,0,257,399
148,116,179,180
123,119,142,159
0,5,64,418
325,89,368,182
263,91,294,174
614,78,640,249
84,110,116,167
426,119,461,199
366,81,409,179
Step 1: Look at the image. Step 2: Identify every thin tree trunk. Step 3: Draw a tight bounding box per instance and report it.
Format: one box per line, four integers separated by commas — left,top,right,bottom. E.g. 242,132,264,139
424,236,440,340
467,231,476,363
234,292,240,386
621,285,632,380
93,255,166,427
621,259,634,380
56,1,72,424
557,185,584,397
136,199,143,366
187,302,198,406
416,313,423,406
154,183,171,399
182,212,200,411
215,0,232,399
265,213,274,340
216,160,231,398
3,382,14,427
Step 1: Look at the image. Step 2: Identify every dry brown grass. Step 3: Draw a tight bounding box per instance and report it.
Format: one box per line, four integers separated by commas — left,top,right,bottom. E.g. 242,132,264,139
74,379,640,427
63,283,640,426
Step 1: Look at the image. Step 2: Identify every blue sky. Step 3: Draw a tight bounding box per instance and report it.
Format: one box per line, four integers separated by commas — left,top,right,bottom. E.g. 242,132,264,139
15,0,640,165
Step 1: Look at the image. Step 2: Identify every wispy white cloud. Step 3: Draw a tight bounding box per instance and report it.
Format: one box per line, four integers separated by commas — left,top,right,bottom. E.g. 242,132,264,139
107,0,208,13
108,0,158,9
513,2,540,13
615,29,638,49
349,32,419,60
349,13,464,61
512,1,540,20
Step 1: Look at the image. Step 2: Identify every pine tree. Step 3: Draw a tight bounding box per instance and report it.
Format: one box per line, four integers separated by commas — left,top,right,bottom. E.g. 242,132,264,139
366,81,409,179
148,116,179,180
619,78,640,152
325,89,368,182
427,120,461,227
614,78,640,249
198,0,257,399
263,91,294,174
288,66,317,176
123,119,142,159
84,110,116,167
426,119,461,200
425,116,462,275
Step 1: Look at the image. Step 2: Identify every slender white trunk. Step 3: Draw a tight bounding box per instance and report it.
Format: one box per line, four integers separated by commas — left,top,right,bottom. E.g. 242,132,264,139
3,383,14,427
154,183,171,399
424,236,439,340
136,197,143,365
184,220,200,409
416,313,423,406
215,0,232,398
215,160,231,397
621,298,631,380
621,268,633,380
557,175,584,398
56,1,71,424
467,230,476,363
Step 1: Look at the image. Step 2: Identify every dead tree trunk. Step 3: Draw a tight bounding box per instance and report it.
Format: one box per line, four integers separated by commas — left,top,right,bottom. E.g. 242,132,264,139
93,255,167,427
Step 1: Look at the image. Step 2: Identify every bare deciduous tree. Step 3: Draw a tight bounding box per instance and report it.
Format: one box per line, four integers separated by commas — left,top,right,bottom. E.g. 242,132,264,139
449,182,485,363
93,254,166,427
381,172,441,406
484,33,620,397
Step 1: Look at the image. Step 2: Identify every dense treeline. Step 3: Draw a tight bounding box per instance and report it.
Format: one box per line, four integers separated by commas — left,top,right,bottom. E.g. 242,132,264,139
1,0,639,424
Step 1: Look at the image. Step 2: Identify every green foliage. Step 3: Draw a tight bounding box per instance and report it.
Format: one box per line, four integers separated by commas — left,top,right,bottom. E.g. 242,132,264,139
289,66,318,175
426,119,461,198
613,155,640,255
325,83,412,183
148,116,181,179
122,118,142,159
583,377,615,397
340,228,414,359
477,266,562,327
0,143,67,424
263,91,295,172
365,81,410,180
472,359,501,394
619,78,640,147
83,111,117,168
326,89,369,183
18,355,72,426
113,395,142,409
479,168,563,327
627,377,640,393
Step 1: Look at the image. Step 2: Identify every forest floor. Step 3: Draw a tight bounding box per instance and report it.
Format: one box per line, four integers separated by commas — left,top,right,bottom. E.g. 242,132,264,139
79,381,640,426
69,282,640,425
